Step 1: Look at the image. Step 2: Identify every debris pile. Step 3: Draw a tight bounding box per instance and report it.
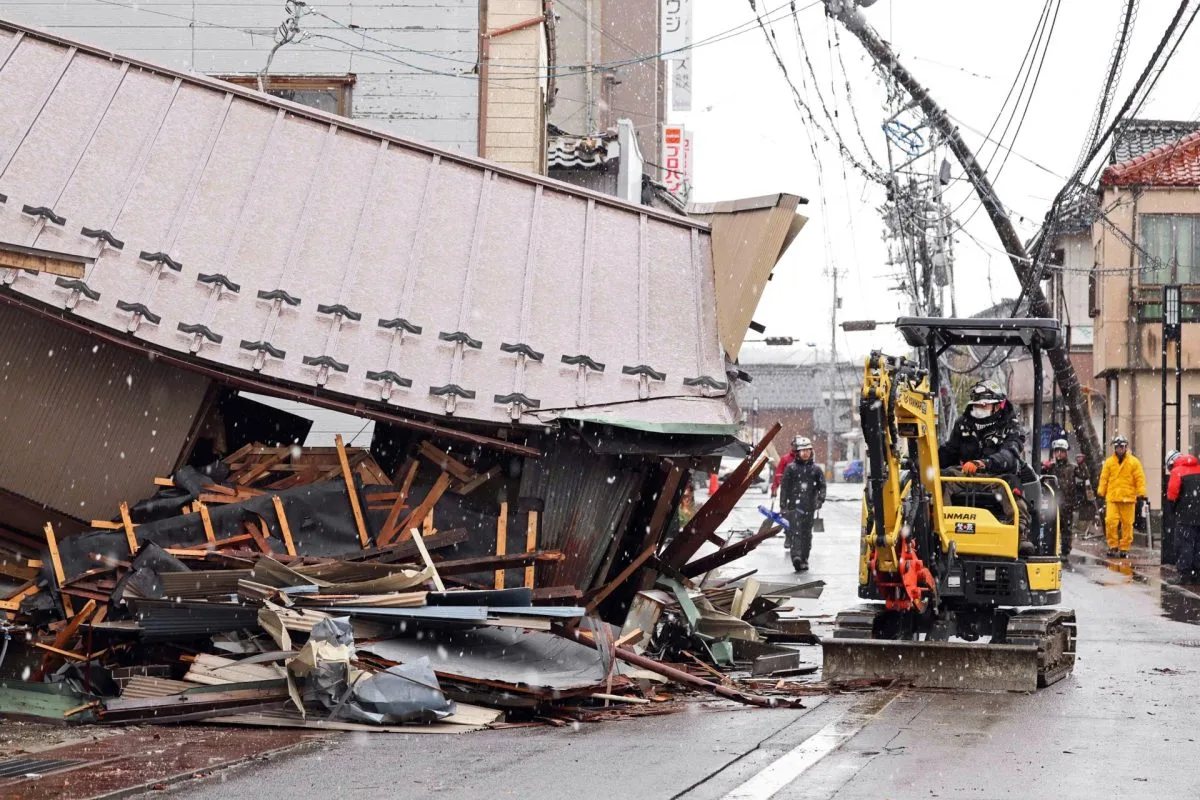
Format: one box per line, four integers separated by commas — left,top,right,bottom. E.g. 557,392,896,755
0,423,844,732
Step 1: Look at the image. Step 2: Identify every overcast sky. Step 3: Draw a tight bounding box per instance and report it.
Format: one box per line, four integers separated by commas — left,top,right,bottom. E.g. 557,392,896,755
681,0,1200,365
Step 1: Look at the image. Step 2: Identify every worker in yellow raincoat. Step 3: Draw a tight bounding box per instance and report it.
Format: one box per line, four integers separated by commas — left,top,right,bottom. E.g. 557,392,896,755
1096,434,1147,558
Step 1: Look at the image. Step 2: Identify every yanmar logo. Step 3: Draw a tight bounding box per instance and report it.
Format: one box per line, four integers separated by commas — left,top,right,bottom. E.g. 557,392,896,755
944,512,977,521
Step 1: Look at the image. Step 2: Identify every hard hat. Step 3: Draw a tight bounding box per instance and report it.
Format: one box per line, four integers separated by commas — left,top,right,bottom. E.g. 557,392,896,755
968,380,1005,406
1051,439,1069,451
792,435,813,450
1111,434,1128,446
1167,449,1182,470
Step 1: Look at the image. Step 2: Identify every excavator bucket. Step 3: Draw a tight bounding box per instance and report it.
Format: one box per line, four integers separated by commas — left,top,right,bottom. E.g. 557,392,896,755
821,638,1041,692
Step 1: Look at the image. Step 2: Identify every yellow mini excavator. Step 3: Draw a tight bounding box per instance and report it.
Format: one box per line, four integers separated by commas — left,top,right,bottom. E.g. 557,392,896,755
822,318,1076,691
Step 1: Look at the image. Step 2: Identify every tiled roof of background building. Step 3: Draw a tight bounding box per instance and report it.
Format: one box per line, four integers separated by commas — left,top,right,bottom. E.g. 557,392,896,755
734,362,862,411
1110,119,1200,164
1101,128,1200,187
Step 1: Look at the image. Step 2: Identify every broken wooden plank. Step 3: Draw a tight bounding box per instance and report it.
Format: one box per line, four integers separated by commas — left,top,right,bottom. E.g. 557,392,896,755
33,599,97,680
378,461,419,543
244,519,273,555
198,502,216,544
585,540,658,614
409,529,445,592
336,434,370,548
43,522,74,617
494,501,508,590
32,642,94,661
681,524,782,578
434,550,563,577
635,465,685,592
272,495,297,557
380,472,451,547
452,465,501,496
119,501,138,556
0,583,40,612
417,441,475,483
524,510,538,589
661,424,780,569
234,447,289,486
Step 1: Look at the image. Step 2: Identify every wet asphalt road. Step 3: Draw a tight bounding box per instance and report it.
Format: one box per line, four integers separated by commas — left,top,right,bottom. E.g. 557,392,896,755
153,482,1200,800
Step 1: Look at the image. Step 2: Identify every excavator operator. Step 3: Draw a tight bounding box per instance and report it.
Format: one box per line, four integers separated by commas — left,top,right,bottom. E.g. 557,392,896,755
938,380,1035,557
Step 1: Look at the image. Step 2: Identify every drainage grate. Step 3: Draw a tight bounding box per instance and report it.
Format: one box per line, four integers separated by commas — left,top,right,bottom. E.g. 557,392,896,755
0,757,86,779
1173,640,1200,648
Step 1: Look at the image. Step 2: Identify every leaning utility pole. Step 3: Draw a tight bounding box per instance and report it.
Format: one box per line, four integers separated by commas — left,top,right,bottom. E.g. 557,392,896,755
823,0,1104,478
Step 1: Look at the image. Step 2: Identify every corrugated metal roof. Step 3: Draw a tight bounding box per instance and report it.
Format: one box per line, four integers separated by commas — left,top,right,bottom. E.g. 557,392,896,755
0,20,749,432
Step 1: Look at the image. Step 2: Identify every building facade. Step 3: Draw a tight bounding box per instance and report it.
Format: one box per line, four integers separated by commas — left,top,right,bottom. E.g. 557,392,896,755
736,361,864,475
0,0,549,173
1094,127,1200,498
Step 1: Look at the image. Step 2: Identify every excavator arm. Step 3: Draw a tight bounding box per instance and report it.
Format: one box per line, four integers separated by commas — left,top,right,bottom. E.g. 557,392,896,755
859,352,940,613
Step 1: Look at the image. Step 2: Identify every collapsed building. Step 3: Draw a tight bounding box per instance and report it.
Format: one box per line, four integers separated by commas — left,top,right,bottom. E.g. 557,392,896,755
0,19,818,737
0,18,803,593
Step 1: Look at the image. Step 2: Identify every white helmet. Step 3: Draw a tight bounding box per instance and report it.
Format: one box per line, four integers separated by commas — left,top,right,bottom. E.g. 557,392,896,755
792,435,813,451
1051,439,1069,452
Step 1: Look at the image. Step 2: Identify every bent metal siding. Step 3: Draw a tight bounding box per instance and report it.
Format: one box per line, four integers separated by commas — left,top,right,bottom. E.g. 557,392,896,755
0,302,210,521
0,21,733,431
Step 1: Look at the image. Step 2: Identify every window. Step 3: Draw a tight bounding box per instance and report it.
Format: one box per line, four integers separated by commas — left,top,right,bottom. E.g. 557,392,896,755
1191,396,1200,457
1088,267,1099,317
215,75,354,116
1139,214,1200,285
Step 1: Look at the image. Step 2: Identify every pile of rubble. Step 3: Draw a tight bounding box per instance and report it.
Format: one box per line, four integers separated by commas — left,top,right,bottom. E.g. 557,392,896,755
0,426,858,733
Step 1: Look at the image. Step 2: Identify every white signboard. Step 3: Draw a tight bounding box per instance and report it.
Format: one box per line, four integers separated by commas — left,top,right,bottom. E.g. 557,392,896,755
662,125,692,198
671,58,692,112
661,0,692,59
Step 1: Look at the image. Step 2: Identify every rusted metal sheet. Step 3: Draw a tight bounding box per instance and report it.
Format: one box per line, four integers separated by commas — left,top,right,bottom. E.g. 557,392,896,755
518,435,641,588
0,20,741,431
0,302,209,522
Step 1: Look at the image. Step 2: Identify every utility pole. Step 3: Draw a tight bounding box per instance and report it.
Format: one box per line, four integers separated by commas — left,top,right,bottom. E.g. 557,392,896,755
824,0,1103,479
828,267,838,478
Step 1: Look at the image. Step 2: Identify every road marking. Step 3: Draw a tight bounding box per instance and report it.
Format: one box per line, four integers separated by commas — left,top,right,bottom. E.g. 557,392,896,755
720,690,900,800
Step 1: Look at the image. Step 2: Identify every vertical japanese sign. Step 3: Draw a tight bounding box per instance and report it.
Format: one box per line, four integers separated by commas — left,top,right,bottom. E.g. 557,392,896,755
662,125,692,198
660,0,692,57
672,59,692,112
662,0,692,112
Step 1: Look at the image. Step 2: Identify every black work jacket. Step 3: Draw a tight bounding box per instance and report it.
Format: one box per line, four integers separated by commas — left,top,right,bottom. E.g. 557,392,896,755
1175,473,1200,526
1042,459,1079,508
938,401,1024,477
780,459,826,512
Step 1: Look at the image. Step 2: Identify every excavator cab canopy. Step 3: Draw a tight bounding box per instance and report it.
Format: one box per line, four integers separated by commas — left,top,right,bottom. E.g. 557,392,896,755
896,317,1060,350
896,315,1062,533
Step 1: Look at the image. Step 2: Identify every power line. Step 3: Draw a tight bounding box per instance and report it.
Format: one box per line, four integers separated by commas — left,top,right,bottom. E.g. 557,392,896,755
747,0,882,184
84,0,819,81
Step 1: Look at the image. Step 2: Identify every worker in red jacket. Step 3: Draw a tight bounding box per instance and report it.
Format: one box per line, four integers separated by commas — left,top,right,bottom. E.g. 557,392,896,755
1166,450,1200,584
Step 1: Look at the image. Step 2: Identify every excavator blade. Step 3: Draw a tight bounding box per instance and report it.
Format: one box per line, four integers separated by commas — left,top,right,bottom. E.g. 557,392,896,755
821,638,1041,692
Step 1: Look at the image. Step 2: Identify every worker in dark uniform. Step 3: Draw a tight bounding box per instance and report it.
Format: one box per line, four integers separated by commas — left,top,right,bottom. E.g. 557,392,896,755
1166,450,1200,585
939,380,1035,557
779,436,826,573
1041,439,1079,562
